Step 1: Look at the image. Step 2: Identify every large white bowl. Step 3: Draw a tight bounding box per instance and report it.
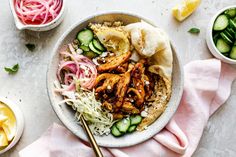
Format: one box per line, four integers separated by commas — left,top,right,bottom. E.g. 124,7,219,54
47,12,183,147
206,5,236,64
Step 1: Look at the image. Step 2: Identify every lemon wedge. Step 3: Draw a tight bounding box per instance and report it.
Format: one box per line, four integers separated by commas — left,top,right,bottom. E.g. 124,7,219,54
0,102,16,141
172,0,201,21
0,129,8,148
0,115,7,125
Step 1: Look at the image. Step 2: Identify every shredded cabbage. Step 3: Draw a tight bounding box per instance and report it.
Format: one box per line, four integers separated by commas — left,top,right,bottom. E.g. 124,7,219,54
56,84,114,136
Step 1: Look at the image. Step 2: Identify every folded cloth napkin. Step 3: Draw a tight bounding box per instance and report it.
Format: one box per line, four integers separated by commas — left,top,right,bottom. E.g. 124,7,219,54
19,59,236,157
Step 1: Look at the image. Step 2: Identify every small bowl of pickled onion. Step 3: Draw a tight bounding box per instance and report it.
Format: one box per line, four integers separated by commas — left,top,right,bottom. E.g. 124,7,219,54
9,0,66,31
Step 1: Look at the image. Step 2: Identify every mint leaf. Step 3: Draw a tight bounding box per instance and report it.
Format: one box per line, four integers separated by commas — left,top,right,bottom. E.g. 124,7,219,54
188,28,200,34
4,64,19,74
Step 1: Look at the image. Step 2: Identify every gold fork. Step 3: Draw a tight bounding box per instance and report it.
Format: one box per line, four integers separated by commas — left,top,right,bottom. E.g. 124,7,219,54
80,115,104,157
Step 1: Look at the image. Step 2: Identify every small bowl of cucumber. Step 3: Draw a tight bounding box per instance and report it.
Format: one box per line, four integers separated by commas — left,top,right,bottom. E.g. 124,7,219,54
206,5,236,64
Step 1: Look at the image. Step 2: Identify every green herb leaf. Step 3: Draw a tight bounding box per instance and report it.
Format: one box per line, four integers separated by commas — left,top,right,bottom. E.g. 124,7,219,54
25,43,36,51
188,28,200,34
4,64,19,74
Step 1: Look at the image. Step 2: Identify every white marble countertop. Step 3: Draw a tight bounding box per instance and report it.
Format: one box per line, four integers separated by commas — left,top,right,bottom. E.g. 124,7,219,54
1,0,236,156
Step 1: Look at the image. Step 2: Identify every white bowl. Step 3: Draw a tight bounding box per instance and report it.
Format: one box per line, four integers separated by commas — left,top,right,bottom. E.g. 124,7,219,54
0,97,24,154
47,12,183,147
206,5,236,64
8,0,66,31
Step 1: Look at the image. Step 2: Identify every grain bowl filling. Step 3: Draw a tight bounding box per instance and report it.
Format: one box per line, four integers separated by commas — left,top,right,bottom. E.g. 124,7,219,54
54,21,173,137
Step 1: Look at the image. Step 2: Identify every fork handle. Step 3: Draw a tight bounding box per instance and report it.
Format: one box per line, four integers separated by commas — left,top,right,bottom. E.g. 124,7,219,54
80,115,104,157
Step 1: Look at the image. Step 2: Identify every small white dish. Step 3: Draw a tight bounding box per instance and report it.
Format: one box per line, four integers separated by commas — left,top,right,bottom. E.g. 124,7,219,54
8,0,66,31
0,97,24,155
206,5,236,64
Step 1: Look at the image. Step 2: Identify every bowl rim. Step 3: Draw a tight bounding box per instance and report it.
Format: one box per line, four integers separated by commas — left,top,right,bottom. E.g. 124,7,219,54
0,97,24,154
8,0,66,29
207,5,236,63
46,11,184,147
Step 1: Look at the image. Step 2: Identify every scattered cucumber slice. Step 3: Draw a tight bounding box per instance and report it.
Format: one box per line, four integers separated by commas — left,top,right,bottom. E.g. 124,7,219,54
111,125,123,137
89,42,102,54
116,118,131,133
80,45,90,52
82,51,98,59
229,19,236,30
216,38,231,53
220,32,233,44
92,39,105,51
127,125,137,133
130,115,142,125
224,8,236,18
213,15,229,31
77,29,94,46
230,46,236,59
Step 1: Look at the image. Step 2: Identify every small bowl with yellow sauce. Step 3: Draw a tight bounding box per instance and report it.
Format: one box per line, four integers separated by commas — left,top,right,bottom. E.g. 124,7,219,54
0,97,24,154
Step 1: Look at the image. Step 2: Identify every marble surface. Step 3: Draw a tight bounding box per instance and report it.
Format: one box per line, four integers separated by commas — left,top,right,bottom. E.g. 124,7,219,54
0,0,235,156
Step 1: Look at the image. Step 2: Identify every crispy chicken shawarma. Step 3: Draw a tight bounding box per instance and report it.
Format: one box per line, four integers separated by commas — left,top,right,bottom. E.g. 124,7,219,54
92,21,173,131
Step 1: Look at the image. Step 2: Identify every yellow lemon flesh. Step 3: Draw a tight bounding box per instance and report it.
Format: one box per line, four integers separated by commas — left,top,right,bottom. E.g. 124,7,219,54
0,129,8,149
172,0,201,21
0,102,16,144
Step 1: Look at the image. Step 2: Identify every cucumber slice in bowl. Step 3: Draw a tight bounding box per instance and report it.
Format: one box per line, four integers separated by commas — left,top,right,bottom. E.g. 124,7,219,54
89,42,102,54
116,118,131,133
93,39,105,51
229,19,236,30
127,125,137,133
77,29,94,46
111,125,123,137
223,30,234,41
216,38,231,53
213,33,220,44
130,115,142,125
213,15,229,31
82,51,98,59
230,46,236,59
220,32,233,44
80,45,90,52
224,8,236,18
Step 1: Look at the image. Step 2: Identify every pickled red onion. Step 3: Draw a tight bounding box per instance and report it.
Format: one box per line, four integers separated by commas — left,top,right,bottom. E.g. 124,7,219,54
14,0,63,25
57,48,97,90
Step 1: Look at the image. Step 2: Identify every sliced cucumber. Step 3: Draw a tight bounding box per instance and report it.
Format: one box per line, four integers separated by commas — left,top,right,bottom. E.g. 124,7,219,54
216,38,231,53
213,33,220,44
82,51,98,59
213,15,229,31
80,45,90,52
223,30,234,41
230,46,236,59
89,42,102,54
111,125,123,137
220,32,233,44
224,8,236,18
77,29,94,46
92,39,105,51
116,118,131,133
227,27,236,35
130,115,142,125
127,125,137,133
229,19,236,30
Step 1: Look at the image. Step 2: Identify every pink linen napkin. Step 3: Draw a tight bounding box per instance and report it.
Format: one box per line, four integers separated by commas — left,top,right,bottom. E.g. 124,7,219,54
19,59,236,157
